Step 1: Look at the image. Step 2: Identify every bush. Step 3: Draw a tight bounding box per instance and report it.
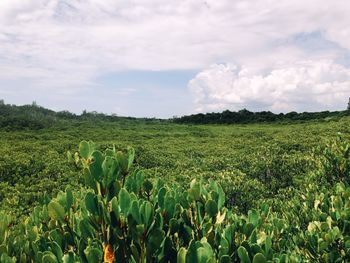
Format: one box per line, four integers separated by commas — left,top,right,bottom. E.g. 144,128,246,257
317,135,350,184
2,140,350,262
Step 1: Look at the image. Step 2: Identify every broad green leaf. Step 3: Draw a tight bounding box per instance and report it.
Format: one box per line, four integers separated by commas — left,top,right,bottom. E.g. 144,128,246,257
79,218,95,239
237,246,251,263
66,187,73,211
62,252,76,263
42,252,58,263
127,147,135,169
119,188,131,214
83,168,96,191
48,201,65,223
79,141,90,159
177,247,187,263
111,197,120,219
141,201,153,227
253,253,267,263
196,247,210,263
205,199,218,217
84,246,102,263
85,192,98,215
248,210,259,227
130,200,140,224
89,150,104,182
265,236,272,255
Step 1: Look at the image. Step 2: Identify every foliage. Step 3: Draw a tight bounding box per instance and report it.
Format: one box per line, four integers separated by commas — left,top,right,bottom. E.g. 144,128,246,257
317,135,350,184
1,137,350,262
1,105,350,262
0,101,348,131
0,102,163,130
174,109,349,124
1,116,350,220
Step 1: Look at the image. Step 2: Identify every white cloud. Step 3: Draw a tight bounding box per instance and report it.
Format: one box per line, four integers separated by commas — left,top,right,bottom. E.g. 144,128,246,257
1,0,350,73
0,0,350,115
189,61,350,113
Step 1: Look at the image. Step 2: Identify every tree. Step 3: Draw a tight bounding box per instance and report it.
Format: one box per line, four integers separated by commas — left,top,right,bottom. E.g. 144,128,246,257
347,97,350,111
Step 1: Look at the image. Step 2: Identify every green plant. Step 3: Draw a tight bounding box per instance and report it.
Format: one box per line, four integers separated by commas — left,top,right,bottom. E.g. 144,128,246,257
0,141,304,262
2,115,350,262
317,135,350,184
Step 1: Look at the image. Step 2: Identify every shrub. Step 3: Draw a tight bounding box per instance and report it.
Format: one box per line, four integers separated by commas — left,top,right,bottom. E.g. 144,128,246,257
317,135,350,184
2,140,350,262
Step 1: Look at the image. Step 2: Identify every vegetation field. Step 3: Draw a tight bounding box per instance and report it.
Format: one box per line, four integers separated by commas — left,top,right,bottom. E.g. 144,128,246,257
1,109,350,262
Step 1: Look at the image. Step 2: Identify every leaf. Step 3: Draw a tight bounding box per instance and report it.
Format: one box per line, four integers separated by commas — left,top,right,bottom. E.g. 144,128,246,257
102,156,118,185
85,192,98,215
264,236,272,255
51,241,63,261
143,179,153,194
217,184,225,210
127,147,135,169
66,187,73,211
141,201,153,227
205,200,218,217
84,246,102,263
177,247,187,263
116,151,128,173
130,200,140,224
62,252,76,263
79,141,91,159
253,253,267,263
79,218,95,239
83,168,96,191
237,246,251,263
169,218,179,234
164,196,176,219
196,247,210,263
48,201,65,223
118,188,131,214
0,253,16,263
147,228,165,256
248,210,259,227
89,150,104,182
188,180,201,201
67,151,73,163
216,211,226,224
157,187,167,208
42,252,58,263
130,244,140,262
219,255,230,263
111,197,120,219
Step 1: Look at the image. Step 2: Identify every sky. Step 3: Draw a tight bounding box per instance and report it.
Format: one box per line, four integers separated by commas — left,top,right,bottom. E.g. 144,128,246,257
0,0,350,118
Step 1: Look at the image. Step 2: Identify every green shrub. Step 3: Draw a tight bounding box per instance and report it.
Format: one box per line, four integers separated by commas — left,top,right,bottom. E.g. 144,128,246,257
317,135,350,184
2,139,350,262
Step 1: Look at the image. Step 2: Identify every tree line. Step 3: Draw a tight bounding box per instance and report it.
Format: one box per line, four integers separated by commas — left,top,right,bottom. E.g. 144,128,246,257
1,99,349,130
0,101,164,130
173,108,350,124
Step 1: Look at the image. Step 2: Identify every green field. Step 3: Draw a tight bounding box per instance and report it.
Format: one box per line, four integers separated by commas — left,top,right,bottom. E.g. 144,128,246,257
1,116,350,262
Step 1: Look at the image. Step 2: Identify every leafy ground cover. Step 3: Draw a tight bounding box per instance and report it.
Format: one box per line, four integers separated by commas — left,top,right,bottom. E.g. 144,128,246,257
1,116,350,262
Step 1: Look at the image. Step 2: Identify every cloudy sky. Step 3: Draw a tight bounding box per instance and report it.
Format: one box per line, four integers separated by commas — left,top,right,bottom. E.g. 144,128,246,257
0,0,350,117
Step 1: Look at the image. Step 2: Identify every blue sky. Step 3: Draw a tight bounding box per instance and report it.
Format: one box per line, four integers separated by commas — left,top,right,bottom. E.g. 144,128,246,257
93,70,197,117
0,0,350,117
